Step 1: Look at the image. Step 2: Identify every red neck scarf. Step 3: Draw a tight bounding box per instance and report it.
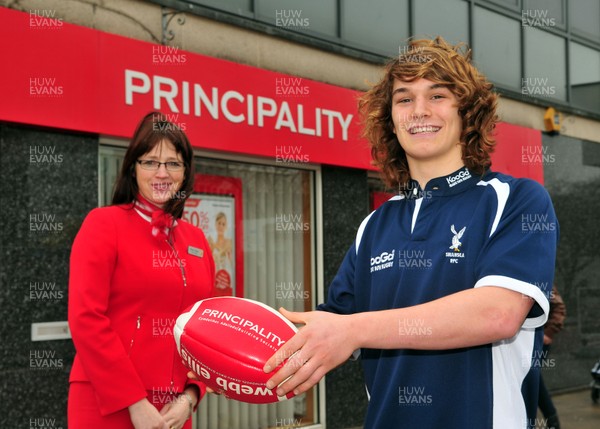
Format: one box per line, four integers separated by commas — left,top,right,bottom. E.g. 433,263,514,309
134,195,177,242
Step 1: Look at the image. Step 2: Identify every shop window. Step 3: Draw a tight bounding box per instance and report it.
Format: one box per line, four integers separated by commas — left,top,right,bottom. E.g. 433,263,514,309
194,158,316,428
523,0,566,29
99,146,319,429
569,0,600,41
256,0,338,38
99,145,124,206
340,0,409,57
524,27,567,101
413,0,469,46
569,42,600,112
473,6,522,90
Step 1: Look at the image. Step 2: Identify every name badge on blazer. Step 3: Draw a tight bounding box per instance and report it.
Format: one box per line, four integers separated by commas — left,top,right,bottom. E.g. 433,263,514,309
188,246,204,258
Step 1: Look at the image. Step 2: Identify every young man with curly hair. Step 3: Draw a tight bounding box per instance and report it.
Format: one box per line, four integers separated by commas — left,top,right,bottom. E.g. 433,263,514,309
264,37,558,429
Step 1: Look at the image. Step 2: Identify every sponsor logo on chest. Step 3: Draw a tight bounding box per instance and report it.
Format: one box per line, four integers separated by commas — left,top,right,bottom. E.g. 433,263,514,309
370,249,395,272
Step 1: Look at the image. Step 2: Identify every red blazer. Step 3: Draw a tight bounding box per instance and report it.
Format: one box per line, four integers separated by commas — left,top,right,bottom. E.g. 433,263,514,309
68,205,215,416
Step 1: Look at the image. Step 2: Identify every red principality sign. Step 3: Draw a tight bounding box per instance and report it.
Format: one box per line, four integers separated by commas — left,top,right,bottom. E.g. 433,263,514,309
0,8,368,169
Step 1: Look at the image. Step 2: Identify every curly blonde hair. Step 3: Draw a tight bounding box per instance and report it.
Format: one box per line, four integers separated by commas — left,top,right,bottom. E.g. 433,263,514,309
359,36,498,189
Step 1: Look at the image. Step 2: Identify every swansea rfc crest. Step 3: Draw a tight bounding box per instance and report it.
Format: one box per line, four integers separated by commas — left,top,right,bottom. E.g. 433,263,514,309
449,225,466,252
446,225,466,264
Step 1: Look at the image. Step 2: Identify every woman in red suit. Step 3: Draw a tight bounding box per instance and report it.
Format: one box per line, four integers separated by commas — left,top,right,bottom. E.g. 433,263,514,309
68,112,215,429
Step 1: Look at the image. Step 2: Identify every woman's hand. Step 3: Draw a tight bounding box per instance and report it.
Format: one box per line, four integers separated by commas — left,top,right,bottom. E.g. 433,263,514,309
186,372,216,394
160,389,196,429
263,308,358,396
128,398,169,429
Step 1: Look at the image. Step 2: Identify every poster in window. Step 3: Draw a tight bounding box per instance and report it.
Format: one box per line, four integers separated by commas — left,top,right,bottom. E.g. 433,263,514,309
183,174,244,297
184,194,236,296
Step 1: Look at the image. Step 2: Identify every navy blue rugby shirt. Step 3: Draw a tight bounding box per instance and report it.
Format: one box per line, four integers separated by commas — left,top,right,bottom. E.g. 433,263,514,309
318,167,558,429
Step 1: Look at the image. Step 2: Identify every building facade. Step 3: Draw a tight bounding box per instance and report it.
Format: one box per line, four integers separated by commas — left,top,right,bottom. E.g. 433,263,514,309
1,0,599,428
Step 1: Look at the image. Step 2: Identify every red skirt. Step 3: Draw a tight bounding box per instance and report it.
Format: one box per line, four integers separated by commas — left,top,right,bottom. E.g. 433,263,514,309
68,382,193,429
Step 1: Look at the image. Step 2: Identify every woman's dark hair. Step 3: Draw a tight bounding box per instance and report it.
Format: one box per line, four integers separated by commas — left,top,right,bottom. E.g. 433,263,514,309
112,112,194,219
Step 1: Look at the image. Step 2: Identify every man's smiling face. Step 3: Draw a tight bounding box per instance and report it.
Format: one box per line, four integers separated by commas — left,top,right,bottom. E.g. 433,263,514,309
391,77,463,166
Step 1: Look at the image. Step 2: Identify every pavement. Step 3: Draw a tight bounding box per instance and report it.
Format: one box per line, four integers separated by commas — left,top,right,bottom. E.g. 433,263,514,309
539,387,600,429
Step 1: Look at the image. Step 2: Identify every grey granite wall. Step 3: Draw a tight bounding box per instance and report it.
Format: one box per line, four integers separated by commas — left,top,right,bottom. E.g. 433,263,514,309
541,133,600,392
321,165,369,429
0,124,98,428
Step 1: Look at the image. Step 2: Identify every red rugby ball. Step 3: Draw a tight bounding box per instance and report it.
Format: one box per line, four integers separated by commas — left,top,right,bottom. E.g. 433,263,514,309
174,297,298,403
